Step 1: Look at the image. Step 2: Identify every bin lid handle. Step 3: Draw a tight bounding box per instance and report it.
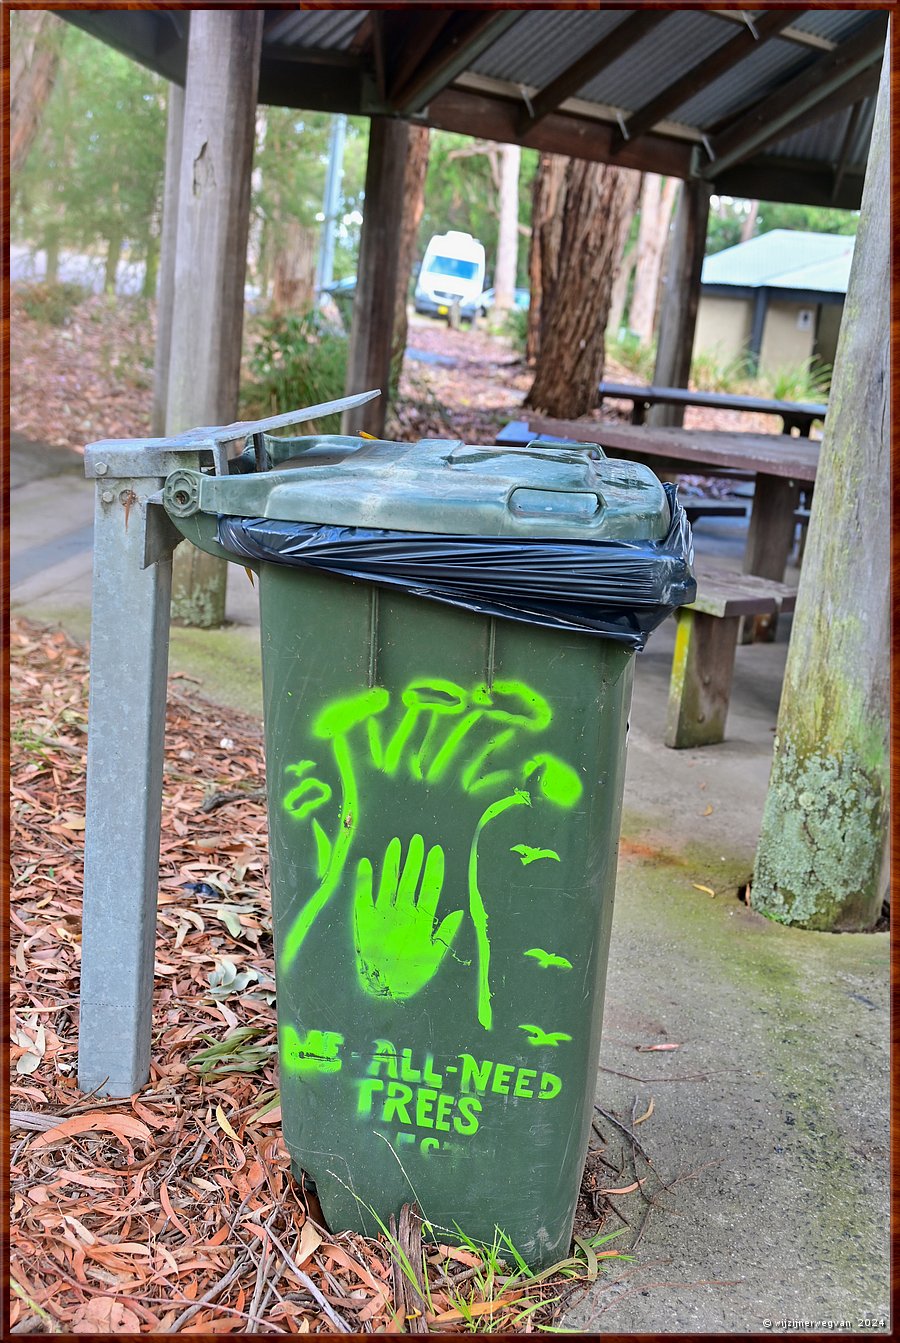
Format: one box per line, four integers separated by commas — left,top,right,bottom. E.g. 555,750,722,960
200,390,381,448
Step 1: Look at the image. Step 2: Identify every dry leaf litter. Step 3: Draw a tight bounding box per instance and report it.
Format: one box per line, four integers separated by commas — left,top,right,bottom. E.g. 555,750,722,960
10,617,667,1334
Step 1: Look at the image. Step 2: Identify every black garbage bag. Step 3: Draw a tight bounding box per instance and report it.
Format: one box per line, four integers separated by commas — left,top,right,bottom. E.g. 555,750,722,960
216,483,695,651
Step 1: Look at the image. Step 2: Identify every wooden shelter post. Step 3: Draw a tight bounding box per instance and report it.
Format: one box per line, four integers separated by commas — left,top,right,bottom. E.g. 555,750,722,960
166,10,263,625
751,50,889,931
342,116,410,437
647,173,711,428
151,81,184,437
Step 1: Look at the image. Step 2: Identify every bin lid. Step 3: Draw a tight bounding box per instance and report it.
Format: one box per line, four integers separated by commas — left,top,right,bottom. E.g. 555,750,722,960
182,435,671,542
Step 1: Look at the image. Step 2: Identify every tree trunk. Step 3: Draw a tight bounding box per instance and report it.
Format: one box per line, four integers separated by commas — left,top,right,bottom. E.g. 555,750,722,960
493,142,521,312
751,50,889,931
152,82,184,436
606,249,633,337
44,228,60,284
648,179,711,426
10,10,62,192
628,173,679,345
142,233,159,300
166,9,263,628
341,117,409,437
103,229,123,295
271,218,318,316
525,153,567,366
525,157,640,417
390,124,430,397
740,198,759,242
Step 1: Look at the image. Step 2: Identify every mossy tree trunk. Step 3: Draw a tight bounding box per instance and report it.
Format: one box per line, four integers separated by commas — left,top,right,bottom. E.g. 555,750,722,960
166,11,263,628
751,51,889,931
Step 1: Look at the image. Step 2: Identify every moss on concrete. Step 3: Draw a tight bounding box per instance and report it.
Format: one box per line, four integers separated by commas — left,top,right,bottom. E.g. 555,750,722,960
612,850,888,1289
17,601,263,719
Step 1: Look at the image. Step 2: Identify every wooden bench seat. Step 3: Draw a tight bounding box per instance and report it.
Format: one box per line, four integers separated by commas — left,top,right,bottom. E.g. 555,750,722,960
665,567,797,749
682,498,748,523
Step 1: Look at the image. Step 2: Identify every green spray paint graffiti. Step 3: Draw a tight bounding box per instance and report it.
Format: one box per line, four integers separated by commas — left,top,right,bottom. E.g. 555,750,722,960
518,1024,573,1047
280,677,583,1029
282,1026,345,1075
511,844,560,865
354,836,464,999
354,1039,564,1143
523,948,573,970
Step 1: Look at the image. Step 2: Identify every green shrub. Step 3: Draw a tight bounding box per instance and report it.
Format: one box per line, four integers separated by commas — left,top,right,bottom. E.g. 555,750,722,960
606,331,656,383
690,348,752,394
245,308,348,432
20,280,88,327
764,357,832,403
503,306,528,353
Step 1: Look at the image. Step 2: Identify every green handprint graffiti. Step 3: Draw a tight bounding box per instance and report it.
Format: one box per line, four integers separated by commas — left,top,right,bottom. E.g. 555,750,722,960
354,835,464,1000
278,676,584,1027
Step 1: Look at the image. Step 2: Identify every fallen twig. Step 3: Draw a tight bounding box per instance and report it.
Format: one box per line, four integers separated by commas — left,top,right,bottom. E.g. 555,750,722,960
168,1253,250,1332
594,1105,654,1169
266,1226,353,1333
201,787,266,814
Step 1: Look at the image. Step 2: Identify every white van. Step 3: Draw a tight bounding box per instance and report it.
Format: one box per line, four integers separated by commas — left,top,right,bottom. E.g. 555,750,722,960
414,231,486,318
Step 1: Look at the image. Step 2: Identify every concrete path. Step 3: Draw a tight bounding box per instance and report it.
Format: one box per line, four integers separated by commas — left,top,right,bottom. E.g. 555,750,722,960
9,431,889,1333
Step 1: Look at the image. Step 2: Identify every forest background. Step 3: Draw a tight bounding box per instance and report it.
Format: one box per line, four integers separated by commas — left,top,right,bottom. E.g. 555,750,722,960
11,11,859,447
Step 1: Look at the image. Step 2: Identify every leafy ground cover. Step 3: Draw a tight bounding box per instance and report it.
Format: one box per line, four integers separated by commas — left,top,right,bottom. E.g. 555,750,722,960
10,283,777,460
10,617,669,1334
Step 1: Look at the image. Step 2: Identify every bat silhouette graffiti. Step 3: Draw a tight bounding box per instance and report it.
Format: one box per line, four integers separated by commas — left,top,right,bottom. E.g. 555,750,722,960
518,1024,573,1047
511,844,561,865
524,948,573,970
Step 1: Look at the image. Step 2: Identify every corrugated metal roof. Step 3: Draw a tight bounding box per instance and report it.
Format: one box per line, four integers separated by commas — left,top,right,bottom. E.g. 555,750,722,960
703,230,855,292
264,8,366,51
579,10,739,112
469,8,624,90
768,98,876,167
788,10,871,42
673,36,813,128
62,7,883,207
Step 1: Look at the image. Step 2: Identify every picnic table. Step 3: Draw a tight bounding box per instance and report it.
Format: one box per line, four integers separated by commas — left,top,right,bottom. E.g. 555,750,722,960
495,417,819,584
597,381,827,437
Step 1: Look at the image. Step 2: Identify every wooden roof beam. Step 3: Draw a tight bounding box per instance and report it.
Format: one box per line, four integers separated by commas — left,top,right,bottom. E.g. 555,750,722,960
702,16,887,179
389,10,520,115
383,9,456,105
426,84,694,179
743,62,880,155
518,10,668,135
832,100,867,204
613,10,794,154
709,10,836,53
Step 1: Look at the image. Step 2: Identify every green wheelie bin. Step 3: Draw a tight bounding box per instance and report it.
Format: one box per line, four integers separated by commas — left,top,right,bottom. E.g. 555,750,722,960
163,429,694,1268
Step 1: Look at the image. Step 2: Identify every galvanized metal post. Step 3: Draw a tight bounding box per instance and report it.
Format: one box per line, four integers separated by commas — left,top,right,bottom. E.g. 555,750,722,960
77,393,379,1096
78,463,175,1095
316,113,347,300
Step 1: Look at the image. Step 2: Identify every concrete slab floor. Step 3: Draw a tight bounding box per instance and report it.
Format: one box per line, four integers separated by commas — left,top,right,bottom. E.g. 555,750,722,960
9,436,890,1333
